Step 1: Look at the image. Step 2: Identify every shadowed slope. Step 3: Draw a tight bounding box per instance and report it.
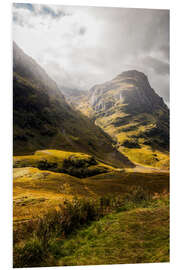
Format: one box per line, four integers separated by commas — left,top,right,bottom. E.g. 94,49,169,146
13,42,133,168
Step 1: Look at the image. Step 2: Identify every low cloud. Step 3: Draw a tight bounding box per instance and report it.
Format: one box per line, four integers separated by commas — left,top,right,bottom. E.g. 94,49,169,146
142,56,169,75
13,4,169,104
79,26,86,36
13,3,71,28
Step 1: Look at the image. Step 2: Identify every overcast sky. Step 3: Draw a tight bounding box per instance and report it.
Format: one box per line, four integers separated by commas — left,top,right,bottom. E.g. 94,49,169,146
13,3,169,104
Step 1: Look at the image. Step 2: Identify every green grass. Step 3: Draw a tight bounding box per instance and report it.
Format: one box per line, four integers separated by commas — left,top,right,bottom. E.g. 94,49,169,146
57,204,169,266
13,158,169,268
13,193,169,267
121,147,169,169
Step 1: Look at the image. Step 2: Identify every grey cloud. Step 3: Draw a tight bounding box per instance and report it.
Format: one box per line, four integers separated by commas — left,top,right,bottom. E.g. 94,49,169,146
142,56,169,75
13,3,71,20
13,12,24,27
13,5,169,103
79,27,86,35
37,5,70,19
149,73,169,104
13,3,35,12
13,11,34,28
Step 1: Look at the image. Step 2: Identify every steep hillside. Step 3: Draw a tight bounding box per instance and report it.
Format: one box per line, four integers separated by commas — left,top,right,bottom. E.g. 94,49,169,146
13,42,133,168
73,70,169,168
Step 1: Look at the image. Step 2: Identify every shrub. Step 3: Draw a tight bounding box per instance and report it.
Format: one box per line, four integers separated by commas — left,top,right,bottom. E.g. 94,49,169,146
121,139,140,149
13,238,44,268
124,186,153,208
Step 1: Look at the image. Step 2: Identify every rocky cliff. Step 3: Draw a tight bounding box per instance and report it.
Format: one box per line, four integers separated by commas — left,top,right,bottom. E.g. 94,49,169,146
74,70,169,168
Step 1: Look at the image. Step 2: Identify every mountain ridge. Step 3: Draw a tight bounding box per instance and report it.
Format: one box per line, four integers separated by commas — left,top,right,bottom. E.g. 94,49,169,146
66,70,169,168
13,42,133,168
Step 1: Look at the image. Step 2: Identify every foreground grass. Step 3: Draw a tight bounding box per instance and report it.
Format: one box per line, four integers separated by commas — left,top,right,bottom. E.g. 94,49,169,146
57,206,169,266
13,192,169,267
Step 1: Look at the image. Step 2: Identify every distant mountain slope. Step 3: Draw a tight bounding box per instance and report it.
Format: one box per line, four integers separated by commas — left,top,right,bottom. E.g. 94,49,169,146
13,42,133,168
72,70,169,168
60,86,85,105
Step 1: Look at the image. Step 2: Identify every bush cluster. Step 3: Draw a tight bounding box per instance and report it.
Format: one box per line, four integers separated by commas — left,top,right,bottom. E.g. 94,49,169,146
13,188,157,268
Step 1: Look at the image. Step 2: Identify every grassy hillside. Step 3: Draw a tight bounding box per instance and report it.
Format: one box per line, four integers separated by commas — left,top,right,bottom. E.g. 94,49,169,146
13,43,133,169
95,110,169,169
68,71,169,169
13,44,169,268
13,147,169,268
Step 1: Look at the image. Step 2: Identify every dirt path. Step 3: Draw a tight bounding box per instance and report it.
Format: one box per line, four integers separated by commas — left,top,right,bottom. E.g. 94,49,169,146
132,164,169,173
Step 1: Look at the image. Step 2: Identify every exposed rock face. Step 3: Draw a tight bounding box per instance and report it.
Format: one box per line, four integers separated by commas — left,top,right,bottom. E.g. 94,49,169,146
89,70,168,114
13,42,133,168
74,70,169,168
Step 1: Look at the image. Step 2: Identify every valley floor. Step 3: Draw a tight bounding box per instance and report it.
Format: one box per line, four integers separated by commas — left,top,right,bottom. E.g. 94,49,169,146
13,167,169,224
13,152,169,268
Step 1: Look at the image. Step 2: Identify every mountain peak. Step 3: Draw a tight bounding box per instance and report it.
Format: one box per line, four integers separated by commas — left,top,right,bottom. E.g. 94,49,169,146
89,69,167,114
119,70,146,77
85,71,169,168
114,70,148,84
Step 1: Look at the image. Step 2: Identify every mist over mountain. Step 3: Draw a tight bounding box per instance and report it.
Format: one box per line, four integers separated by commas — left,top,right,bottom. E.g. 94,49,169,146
13,42,65,101
13,42,133,168
13,5,169,105
12,5,170,267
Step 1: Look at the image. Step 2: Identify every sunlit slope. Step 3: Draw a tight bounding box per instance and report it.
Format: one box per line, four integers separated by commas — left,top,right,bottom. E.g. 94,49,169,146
73,70,169,168
13,42,133,168
13,149,114,178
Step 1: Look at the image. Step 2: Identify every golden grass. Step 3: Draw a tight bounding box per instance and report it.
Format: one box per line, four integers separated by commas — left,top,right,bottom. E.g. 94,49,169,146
13,168,77,224
121,147,169,169
13,166,169,225
95,117,169,169
13,149,115,178
14,150,93,168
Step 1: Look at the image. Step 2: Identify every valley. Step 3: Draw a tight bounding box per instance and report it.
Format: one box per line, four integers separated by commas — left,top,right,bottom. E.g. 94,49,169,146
63,70,169,169
13,152,169,224
13,42,169,267
13,158,169,267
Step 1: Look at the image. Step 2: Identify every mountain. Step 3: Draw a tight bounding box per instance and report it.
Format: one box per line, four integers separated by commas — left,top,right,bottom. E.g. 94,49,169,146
13,42,133,168
60,87,85,104
71,70,169,168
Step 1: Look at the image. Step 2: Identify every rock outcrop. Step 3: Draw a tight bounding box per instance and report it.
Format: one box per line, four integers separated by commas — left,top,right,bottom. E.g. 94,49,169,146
72,70,169,168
